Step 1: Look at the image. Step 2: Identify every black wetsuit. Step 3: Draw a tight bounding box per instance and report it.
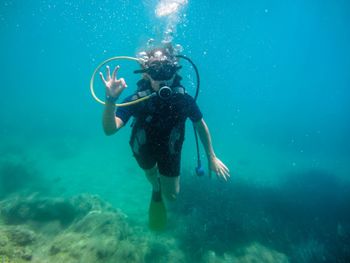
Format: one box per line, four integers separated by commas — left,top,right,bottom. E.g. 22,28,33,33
116,77,202,177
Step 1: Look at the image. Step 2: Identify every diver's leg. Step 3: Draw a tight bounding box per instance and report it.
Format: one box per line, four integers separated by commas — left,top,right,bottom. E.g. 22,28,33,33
159,174,180,201
146,166,167,231
144,165,160,192
157,150,181,201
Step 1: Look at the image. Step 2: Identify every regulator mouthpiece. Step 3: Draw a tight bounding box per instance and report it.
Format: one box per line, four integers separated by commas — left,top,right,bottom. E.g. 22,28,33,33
158,85,173,100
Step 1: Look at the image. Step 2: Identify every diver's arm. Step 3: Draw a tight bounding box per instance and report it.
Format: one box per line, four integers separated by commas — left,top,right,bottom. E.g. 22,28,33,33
194,118,230,181
100,65,127,135
103,102,124,135
194,118,216,159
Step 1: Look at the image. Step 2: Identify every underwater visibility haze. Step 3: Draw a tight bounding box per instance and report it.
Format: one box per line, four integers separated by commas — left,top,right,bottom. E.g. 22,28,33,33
0,0,350,262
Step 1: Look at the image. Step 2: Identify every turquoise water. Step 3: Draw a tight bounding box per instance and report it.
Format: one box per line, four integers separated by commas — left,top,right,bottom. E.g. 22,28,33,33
1,1,349,262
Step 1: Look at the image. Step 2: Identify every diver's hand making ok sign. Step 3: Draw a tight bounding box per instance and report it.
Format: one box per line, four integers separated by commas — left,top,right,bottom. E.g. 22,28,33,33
99,65,127,103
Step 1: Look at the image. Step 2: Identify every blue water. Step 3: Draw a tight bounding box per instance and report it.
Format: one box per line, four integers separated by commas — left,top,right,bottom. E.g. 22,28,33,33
1,1,349,262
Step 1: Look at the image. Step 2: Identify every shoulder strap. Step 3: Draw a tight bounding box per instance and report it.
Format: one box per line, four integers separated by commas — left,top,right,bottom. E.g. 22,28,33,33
130,78,153,100
131,89,154,101
173,86,186,95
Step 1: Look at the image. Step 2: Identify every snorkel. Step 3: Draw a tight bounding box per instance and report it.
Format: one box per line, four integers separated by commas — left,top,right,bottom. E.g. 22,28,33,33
90,47,205,176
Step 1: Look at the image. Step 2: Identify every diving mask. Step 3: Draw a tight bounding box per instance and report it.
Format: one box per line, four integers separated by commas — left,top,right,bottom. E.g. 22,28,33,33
134,59,182,81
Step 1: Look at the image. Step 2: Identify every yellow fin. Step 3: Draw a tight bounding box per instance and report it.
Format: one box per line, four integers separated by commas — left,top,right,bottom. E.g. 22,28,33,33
148,198,167,231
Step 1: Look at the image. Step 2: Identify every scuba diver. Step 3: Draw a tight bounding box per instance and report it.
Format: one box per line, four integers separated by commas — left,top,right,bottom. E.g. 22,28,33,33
99,45,230,231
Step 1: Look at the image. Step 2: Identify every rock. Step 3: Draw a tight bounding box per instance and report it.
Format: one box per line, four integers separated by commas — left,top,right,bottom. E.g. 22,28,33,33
233,242,289,263
0,193,186,263
114,240,143,263
0,226,35,261
49,243,61,255
0,196,77,225
21,247,33,261
202,243,289,263
0,194,115,226
6,226,36,246
70,211,128,239
0,230,9,246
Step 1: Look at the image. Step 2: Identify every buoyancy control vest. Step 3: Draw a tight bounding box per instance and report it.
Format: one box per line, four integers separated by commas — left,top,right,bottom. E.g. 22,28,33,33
129,76,187,155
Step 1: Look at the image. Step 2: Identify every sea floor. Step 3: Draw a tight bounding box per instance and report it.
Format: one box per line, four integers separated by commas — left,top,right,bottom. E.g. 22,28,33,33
1,135,349,262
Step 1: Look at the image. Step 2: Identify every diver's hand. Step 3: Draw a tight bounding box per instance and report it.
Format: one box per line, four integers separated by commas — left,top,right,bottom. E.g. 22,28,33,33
208,156,230,181
99,65,127,103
